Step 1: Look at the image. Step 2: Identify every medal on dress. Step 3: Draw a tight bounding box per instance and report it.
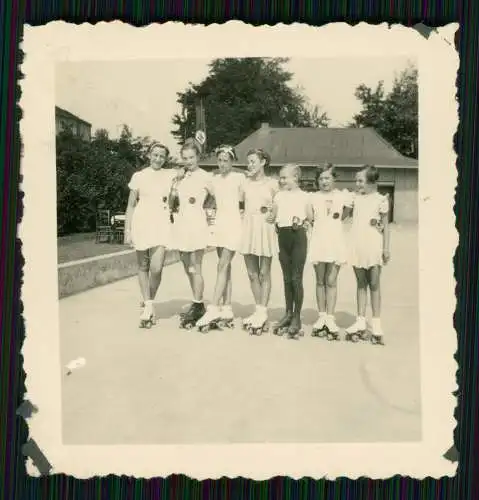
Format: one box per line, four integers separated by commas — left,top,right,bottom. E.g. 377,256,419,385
333,212,340,219
189,196,196,204
370,218,378,226
260,206,268,214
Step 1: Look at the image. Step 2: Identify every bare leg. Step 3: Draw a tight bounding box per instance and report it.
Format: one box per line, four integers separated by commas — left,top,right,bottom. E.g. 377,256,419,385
314,263,327,312
368,266,382,317
325,263,340,315
243,254,261,304
190,249,205,301
149,245,167,300
353,267,368,317
212,247,235,305
223,263,233,305
259,256,273,306
136,250,151,300
180,252,193,293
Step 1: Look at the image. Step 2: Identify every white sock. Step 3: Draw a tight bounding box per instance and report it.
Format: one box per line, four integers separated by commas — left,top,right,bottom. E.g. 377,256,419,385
371,317,382,333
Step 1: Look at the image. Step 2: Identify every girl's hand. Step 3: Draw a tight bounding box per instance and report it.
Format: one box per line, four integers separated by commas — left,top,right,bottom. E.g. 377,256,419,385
266,213,276,224
382,249,390,264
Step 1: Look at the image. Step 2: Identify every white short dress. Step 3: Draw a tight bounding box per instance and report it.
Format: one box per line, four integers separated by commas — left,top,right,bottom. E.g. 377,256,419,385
349,191,389,269
128,167,176,251
239,177,279,257
170,167,212,253
308,189,351,265
208,169,246,252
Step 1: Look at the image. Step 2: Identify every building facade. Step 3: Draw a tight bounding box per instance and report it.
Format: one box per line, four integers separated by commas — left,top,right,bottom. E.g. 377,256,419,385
55,106,92,141
199,124,418,223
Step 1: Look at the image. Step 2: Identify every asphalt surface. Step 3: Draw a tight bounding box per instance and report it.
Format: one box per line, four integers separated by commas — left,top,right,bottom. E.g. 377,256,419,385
60,225,421,444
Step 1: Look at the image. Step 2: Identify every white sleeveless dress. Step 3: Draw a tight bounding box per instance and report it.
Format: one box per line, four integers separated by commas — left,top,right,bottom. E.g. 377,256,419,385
239,177,278,257
128,167,175,251
349,191,389,268
209,170,246,252
170,167,212,252
308,189,351,265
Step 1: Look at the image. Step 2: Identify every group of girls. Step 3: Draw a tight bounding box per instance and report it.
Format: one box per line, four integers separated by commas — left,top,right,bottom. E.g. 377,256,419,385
124,137,390,345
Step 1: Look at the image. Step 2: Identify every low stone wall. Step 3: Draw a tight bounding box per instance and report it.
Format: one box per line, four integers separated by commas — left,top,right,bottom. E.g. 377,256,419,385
58,249,181,299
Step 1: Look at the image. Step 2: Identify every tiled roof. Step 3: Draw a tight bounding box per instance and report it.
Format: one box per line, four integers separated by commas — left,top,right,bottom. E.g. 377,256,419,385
200,125,417,168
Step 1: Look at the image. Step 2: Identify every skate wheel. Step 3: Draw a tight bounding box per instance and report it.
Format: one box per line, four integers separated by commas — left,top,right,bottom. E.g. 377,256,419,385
185,323,193,330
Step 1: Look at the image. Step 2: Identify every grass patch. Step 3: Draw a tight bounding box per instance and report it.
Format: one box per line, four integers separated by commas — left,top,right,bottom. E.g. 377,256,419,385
58,232,128,264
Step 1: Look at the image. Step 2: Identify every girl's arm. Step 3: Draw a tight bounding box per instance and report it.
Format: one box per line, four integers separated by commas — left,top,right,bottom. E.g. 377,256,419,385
380,195,391,263
267,193,279,224
381,213,390,263
305,200,314,226
341,189,354,220
124,189,138,245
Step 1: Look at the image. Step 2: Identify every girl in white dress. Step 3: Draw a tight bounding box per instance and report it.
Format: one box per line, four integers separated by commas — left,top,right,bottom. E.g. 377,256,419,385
169,138,214,328
196,145,246,331
239,149,279,334
309,164,352,339
345,165,391,345
124,142,176,327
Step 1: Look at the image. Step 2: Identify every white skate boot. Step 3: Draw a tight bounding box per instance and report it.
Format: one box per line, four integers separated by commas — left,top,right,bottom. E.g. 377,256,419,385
370,318,385,345
242,308,257,330
196,305,222,333
311,313,327,337
218,305,235,329
139,300,155,329
248,306,269,336
324,315,340,341
344,316,367,343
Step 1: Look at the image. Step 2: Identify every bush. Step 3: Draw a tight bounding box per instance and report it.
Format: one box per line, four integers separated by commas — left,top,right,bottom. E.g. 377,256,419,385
56,127,145,236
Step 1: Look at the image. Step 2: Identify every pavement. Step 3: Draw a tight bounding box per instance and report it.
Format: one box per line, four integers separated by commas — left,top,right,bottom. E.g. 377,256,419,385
60,225,421,444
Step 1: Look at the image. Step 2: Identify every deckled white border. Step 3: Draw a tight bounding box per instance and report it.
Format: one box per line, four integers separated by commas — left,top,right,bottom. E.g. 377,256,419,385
19,21,458,479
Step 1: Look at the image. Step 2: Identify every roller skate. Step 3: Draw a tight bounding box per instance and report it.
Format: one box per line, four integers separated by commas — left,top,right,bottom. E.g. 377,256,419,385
287,315,303,340
196,305,222,333
179,301,206,330
217,305,235,329
139,300,155,329
370,319,385,346
247,307,269,336
311,313,327,338
242,309,257,331
273,312,293,336
344,317,368,343
324,315,340,341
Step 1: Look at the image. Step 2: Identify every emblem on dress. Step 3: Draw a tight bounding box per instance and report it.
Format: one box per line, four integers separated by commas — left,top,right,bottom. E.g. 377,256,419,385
370,218,378,226
333,212,340,219
260,206,268,214
189,197,196,204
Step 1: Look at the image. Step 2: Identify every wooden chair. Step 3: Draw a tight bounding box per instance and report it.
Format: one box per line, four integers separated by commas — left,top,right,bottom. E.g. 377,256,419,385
95,209,112,243
110,213,126,244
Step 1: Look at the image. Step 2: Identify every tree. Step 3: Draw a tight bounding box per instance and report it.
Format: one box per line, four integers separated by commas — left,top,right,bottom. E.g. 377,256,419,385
351,65,418,158
171,58,329,152
56,126,152,235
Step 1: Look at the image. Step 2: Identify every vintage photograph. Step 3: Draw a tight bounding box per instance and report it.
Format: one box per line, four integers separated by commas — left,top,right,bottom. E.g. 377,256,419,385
55,56,420,444
21,22,457,479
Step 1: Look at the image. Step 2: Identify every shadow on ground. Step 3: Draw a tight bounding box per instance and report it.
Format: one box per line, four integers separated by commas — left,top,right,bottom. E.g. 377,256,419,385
153,299,356,328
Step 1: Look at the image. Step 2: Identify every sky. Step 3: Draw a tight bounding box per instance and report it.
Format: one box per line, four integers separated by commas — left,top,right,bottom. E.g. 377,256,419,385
56,56,414,157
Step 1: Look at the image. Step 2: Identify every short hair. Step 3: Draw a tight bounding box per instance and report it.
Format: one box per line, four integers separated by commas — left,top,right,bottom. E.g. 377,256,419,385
215,144,237,161
180,137,202,157
147,141,170,158
281,163,302,182
247,148,271,168
315,162,336,186
359,164,380,183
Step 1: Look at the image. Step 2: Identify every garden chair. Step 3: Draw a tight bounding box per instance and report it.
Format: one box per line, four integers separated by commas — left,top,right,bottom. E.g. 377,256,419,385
95,209,112,243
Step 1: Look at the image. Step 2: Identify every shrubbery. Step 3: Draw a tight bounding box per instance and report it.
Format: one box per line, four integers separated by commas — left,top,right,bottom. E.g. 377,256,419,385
56,125,151,236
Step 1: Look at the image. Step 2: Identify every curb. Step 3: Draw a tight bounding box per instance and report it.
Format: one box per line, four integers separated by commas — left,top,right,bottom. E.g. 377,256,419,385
58,247,215,299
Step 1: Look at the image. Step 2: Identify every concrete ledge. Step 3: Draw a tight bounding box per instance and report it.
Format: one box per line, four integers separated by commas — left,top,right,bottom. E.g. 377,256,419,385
58,249,181,299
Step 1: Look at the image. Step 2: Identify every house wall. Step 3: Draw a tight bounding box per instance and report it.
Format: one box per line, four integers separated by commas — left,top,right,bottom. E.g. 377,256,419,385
56,112,92,141
200,164,418,223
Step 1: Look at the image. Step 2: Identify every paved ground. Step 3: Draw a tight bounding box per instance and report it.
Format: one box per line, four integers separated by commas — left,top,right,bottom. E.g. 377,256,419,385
60,225,421,444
